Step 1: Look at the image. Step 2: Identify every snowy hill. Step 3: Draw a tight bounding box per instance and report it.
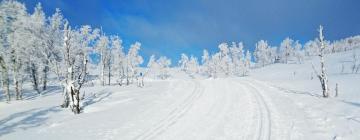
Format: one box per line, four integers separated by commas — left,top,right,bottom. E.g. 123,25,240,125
1,50,360,140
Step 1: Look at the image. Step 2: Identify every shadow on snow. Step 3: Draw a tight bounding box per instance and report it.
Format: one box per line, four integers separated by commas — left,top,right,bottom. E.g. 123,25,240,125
0,106,61,137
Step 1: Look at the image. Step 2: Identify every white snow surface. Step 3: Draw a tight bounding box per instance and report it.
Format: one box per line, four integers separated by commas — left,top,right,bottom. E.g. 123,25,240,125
1,50,360,140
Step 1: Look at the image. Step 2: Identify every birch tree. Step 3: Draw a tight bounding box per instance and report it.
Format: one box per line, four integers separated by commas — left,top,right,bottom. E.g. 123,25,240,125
126,42,143,85
96,33,109,86
279,37,294,64
111,36,125,85
60,21,94,114
312,25,330,98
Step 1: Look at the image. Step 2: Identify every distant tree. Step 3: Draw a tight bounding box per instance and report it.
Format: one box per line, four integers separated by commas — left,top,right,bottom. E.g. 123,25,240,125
244,50,252,75
187,55,199,77
352,50,359,73
218,43,232,75
126,42,143,85
178,53,189,72
157,56,171,79
201,49,210,77
230,42,244,76
146,54,157,79
254,40,270,67
279,37,294,63
96,32,109,86
304,40,319,56
111,36,126,85
294,41,304,64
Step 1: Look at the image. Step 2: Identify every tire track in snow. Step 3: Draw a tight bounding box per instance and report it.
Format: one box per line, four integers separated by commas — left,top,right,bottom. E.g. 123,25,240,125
134,80,205,140
237,80,272,140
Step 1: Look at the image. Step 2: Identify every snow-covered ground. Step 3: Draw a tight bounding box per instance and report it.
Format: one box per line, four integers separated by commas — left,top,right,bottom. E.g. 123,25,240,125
1,50,359,140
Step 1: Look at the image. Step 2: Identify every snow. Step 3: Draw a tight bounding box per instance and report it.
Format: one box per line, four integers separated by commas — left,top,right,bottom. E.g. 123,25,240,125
1,49,360,140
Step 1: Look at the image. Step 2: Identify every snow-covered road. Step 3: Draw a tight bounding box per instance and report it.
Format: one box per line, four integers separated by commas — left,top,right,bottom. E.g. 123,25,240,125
131,78,297,140
0,77,359,139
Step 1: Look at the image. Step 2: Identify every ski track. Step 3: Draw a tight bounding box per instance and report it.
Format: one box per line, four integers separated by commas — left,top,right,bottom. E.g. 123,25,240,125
134,78,278,140
134,80,205,140
234,80,272,140
135,78,278,140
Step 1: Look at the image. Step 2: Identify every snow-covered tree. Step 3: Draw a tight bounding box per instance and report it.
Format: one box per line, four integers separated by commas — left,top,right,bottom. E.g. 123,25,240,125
218,43,232,75
254,40,270,67
178,53,189,72
26,3,47,94
268,46,278,64
146,54,157,79
312,25,330,98
209,52,221,78
352,50,359,73
230,42,244,76
304,40,319,56
60,21,94,114
244,50,251,75
111,36,126,85
1,0,29,100
294,41,304,64
41,8,64,91
279,37,294,63
201,49,210,77
96,32,109,86
126,42,143,85
156,56,171,79
187,56,199,77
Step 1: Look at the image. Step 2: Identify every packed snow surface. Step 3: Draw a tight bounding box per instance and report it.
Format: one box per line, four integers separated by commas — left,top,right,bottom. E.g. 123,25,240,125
1,50,359,140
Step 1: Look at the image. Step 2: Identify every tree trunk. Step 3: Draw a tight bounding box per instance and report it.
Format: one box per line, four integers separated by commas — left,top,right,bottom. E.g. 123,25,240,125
12,68,21,100
0,57,11,101
31,63,40,94
1,73,10,102
60,86,69,108
108,64,111,85
70,87,80,114
101,62,105,86
335,83,338,97
43,65,49,90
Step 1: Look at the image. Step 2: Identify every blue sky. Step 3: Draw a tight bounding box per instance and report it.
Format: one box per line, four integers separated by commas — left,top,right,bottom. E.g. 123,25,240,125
20,0,360,64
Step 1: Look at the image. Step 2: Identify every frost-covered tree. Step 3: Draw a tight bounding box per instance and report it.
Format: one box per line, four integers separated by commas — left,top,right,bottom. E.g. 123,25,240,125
178,53,189,72
60,21,94,114
201,49,210,77
254,40,270,67
146,54,157,79
218,43,232,75
244,50,252,75
209,52,221,78
279,37,294,63
41,8,64,91
352,50,359,73
111,36,126,85
230,42,244,76
156,56,171,79
312,25,330,98
304,40,319,56
126,42,143,85
268,46,278,64
1,0,28,100
96,32,109,86
294,41,304,64
24,3,47,94
187,56,199,77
